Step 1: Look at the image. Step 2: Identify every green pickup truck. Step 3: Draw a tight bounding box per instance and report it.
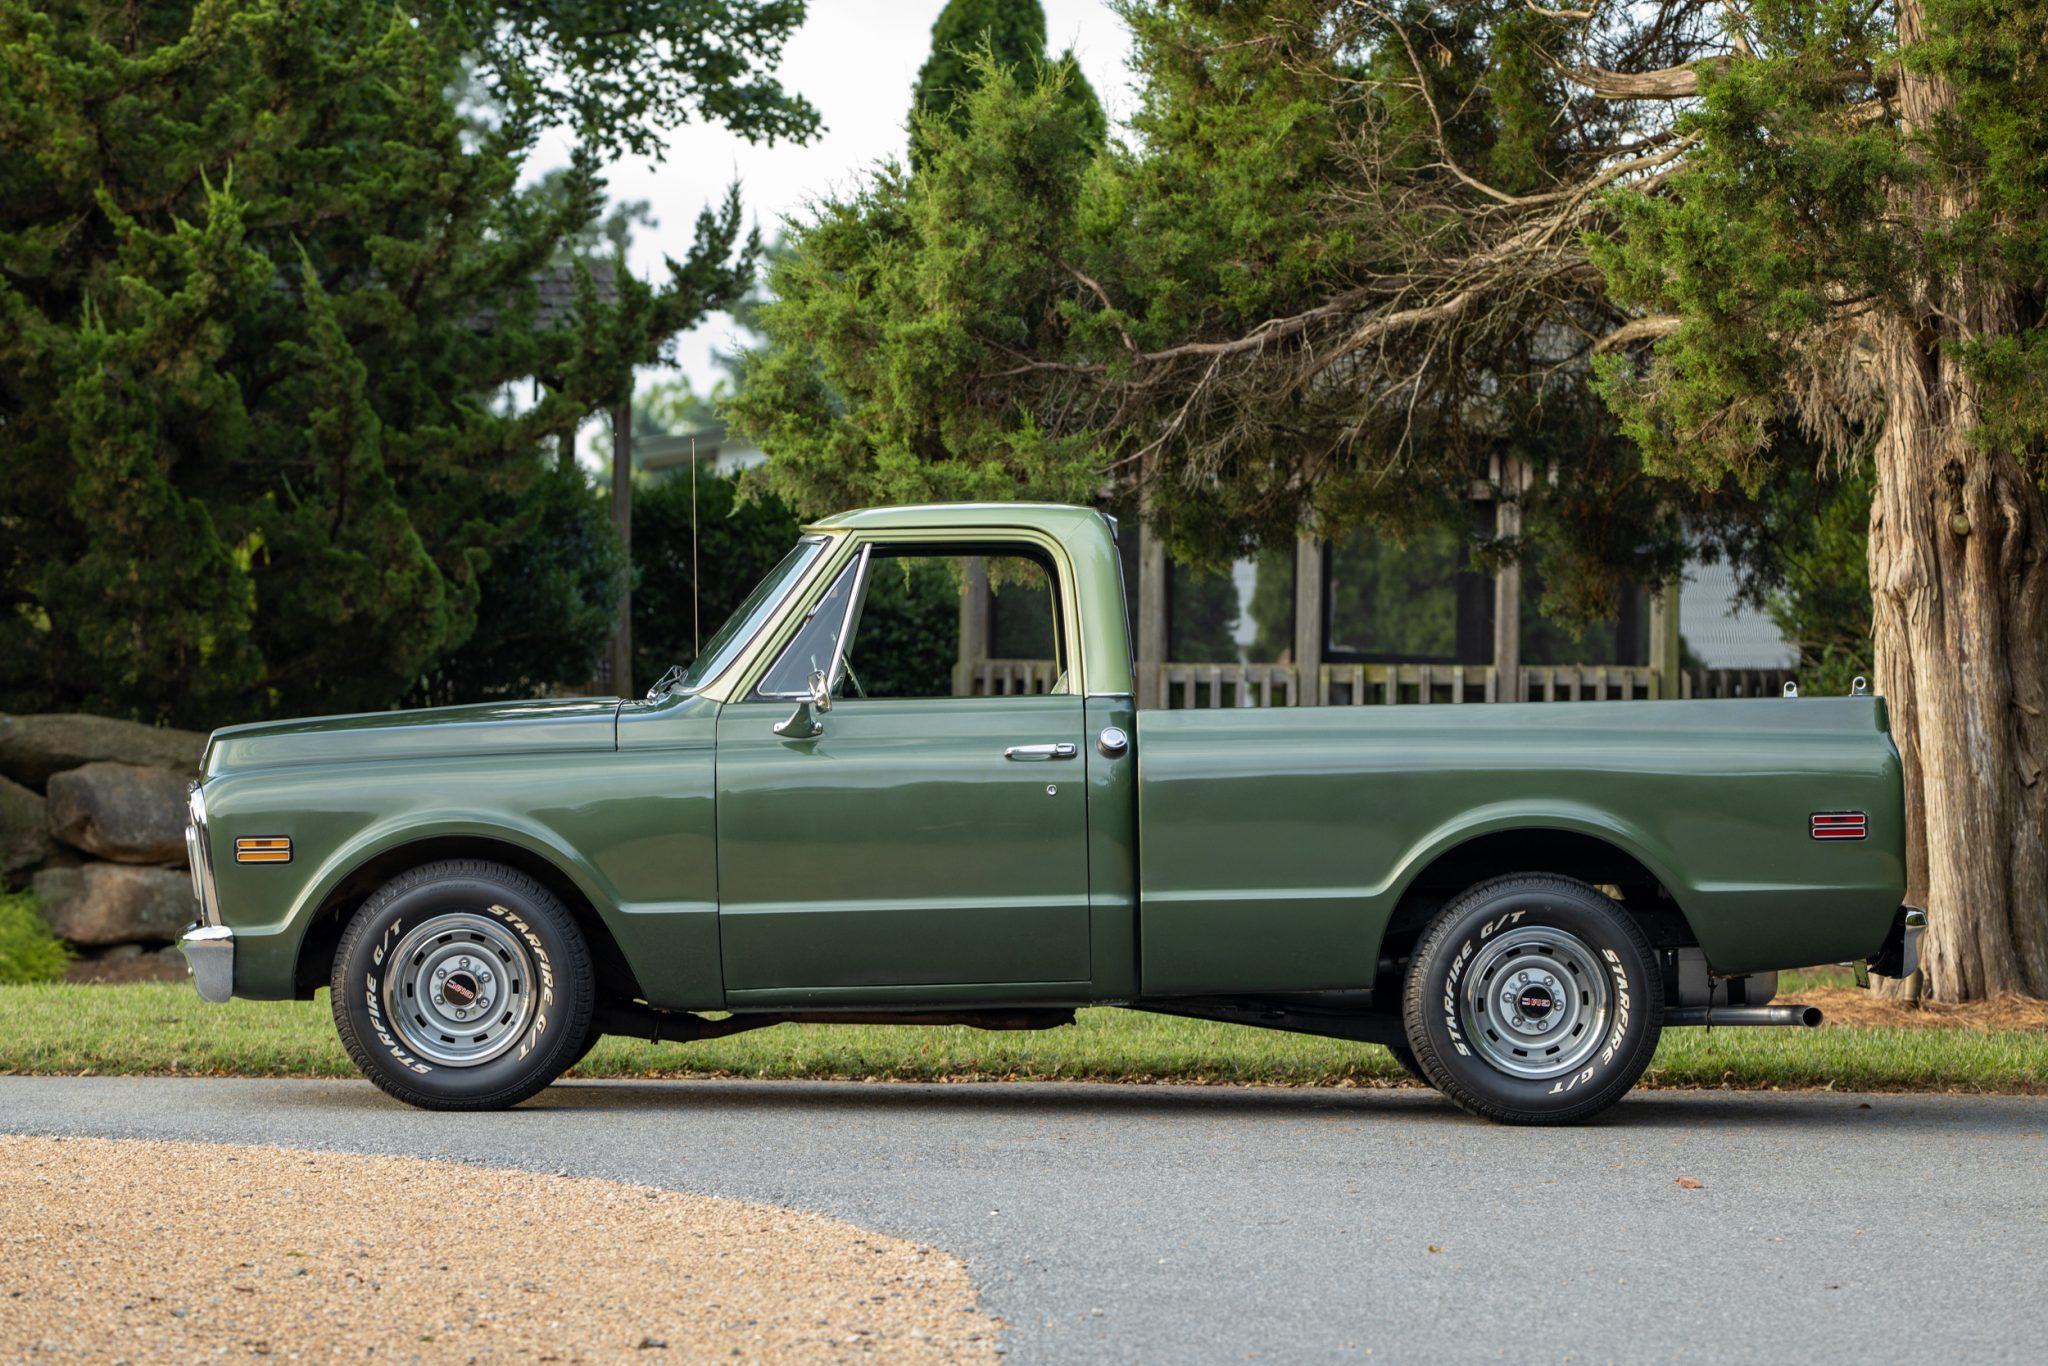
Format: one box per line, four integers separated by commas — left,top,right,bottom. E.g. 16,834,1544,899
180,503,1919,1123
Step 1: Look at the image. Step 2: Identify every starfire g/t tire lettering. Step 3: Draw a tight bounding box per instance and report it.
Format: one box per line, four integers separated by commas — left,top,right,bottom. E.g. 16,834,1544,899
1403,874,1662,1124
332,860,594,1111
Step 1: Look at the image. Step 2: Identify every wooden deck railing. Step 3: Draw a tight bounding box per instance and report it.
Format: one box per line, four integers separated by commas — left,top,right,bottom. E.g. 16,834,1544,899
966,657,1798,707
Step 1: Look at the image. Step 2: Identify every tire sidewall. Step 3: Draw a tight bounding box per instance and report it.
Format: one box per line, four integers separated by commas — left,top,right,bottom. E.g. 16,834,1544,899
1407,880,1660,1119
336,868,589,1105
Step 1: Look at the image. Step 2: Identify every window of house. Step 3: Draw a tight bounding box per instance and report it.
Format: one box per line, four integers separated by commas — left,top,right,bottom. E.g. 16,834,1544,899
1518,554,1648,667
1324,512,1493,665
1166,550,1296,664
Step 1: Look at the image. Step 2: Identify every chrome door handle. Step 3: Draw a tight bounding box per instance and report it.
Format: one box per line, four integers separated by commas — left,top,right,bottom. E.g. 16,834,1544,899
1004,742,1078,761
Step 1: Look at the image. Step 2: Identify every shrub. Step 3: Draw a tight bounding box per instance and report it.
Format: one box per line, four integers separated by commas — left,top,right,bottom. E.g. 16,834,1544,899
0,891,71,985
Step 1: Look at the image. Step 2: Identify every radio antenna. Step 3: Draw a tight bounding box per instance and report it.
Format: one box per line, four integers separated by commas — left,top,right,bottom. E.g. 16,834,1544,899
691,433,701,657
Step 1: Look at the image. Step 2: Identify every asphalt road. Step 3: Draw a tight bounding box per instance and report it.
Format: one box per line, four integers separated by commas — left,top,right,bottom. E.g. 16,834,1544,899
3,1078,2043,1362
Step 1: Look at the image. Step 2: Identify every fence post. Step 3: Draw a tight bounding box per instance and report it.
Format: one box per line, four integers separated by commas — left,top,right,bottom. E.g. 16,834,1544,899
1650,580,1682,698
1493,455,1523,702
952,557,990,696
1293,534,1324,706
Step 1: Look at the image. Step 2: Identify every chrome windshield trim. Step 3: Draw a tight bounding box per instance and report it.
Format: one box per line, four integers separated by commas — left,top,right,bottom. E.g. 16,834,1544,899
670,535,831,698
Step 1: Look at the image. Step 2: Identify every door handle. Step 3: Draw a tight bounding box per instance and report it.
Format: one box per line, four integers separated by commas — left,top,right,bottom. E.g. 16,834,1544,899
1004,743,1078,761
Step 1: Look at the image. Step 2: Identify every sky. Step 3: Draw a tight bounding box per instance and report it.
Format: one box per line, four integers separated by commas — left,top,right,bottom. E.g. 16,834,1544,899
534,1,1138,400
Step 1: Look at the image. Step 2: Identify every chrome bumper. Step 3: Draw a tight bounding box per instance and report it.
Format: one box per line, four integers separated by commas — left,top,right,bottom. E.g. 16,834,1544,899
1899,908,1927,979
178,924,235,1003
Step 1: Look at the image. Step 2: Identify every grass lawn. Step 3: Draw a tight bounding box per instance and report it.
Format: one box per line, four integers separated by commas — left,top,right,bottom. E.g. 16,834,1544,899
1,982,2043,1093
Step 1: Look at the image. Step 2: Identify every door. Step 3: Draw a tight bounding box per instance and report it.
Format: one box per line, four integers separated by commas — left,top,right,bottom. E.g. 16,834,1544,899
714,543,1092,1002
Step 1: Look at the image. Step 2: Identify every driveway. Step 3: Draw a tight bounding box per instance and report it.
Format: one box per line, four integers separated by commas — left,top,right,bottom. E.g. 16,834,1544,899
3,1077,2042,1362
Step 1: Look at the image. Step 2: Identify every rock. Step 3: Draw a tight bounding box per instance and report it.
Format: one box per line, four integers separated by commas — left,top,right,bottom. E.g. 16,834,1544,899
1,774,49,874
31,864,196,946
0,713,206,790
45,762,191,863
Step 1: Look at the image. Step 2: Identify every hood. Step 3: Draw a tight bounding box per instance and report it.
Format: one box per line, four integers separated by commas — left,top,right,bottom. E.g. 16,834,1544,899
204,697,621,777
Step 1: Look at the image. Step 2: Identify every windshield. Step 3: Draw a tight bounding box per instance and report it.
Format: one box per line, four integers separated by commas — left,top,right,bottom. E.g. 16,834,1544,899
666,536,828,695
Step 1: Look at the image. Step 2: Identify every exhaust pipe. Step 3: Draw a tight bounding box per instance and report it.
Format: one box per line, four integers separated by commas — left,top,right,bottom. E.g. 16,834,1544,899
1664,1004,1823,1028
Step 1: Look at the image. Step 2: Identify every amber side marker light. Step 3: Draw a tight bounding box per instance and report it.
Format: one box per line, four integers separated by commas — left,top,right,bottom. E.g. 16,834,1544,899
234,837,292,864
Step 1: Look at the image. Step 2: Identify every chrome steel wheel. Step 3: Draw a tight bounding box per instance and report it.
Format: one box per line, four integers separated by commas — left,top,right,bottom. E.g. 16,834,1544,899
1458,925,1614,1080
382,912,539,1068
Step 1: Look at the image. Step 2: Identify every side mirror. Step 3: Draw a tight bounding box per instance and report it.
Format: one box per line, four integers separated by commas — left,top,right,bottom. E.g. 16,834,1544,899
773,668,832,738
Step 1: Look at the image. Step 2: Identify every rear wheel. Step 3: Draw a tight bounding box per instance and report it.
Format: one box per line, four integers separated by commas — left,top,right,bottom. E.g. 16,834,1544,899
1384,1042,1432,1086
332,859,594,1110
1402,874,1661,1124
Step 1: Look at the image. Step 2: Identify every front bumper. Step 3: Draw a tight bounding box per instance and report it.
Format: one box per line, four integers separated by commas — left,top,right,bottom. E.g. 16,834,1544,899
178,924,235,1003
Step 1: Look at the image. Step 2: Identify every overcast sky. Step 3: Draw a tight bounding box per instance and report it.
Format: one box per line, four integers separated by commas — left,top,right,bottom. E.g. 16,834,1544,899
535,1,1138,399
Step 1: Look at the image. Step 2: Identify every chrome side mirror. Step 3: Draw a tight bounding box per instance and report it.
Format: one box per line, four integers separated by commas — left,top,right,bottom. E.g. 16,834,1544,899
773,668,832,738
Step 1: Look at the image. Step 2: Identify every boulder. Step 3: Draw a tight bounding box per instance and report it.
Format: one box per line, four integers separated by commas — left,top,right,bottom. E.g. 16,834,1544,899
1,774,49,874
0,713,206,790
45,762,190,863
31,864,197,946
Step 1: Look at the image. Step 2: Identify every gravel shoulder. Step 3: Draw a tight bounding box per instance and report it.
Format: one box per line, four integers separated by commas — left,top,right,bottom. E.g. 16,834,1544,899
0,1134,993,1363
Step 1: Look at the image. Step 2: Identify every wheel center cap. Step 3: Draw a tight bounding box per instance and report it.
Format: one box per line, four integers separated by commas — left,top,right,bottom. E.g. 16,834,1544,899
443,973,479,1006
1517,986,1556,1018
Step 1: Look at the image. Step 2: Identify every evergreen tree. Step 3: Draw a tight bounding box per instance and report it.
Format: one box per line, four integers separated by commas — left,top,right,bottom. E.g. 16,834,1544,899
910,0,1103,168
0,0,814,726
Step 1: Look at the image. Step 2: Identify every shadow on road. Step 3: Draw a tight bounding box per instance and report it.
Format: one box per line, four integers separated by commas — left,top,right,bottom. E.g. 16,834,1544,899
256,1074,2047,1137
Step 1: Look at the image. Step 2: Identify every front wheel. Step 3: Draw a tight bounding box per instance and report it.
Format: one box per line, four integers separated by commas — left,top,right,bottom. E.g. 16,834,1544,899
1402,874,1662,1125
332,859,594,1110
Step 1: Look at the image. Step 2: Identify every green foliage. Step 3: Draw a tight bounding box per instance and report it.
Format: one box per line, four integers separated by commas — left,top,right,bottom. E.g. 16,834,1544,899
463,0,817,160
0,892,70,986
0,1,797,725
852,557,960,698
1764,466,1875,697
630,471,802,687
1591,1,2048,491
411,465,626,706
734,1,1729,631
728,53,1111,517
910,0,1102,169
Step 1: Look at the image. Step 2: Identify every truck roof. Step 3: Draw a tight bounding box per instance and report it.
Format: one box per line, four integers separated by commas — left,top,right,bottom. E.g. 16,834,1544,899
804,502,1111,535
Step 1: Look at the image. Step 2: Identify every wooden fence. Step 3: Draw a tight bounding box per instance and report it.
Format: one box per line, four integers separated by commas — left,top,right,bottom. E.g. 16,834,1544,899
966,657,1799,707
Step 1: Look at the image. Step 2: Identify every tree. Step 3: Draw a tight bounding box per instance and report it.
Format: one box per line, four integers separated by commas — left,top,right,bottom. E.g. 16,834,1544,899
0,0,813,727
630,470,799,687
738,1,2044,999
910,0,1103,169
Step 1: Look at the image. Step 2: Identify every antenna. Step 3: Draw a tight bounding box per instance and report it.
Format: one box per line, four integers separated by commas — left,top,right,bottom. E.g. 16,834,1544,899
691,433,701,658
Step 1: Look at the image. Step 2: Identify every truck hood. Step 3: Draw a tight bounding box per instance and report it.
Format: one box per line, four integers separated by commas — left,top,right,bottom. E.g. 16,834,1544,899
204,697,621,777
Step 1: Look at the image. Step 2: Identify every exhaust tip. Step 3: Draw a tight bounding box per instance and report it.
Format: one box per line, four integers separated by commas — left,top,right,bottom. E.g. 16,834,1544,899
1795,1005,1824,1027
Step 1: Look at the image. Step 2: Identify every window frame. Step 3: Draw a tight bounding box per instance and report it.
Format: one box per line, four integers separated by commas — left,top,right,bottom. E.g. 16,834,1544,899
735,530,1087,704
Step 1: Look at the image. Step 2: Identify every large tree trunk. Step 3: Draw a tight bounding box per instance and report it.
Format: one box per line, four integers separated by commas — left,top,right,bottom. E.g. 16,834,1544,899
1868,3,2048,1001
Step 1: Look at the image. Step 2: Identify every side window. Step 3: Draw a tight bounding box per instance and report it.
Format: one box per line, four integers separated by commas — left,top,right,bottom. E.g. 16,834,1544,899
848,549,1064,699
757,544,1067,701
756,555,864,698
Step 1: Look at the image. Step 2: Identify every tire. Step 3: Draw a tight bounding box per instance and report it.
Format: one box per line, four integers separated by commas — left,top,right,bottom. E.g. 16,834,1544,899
1385,1042,1432,1086
1402,874,1662,1125
332,859,595,1111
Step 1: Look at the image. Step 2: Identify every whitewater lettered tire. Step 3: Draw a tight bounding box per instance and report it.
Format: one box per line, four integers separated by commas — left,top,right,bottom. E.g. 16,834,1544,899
1402,874,1661,1125
332,859,594,1110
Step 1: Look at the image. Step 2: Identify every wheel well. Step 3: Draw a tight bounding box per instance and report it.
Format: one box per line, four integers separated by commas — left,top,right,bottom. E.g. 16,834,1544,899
292,836,644,1003
1380,829,1698,963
